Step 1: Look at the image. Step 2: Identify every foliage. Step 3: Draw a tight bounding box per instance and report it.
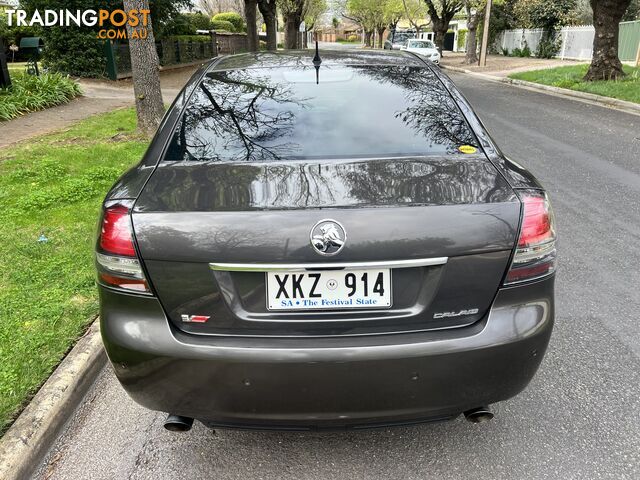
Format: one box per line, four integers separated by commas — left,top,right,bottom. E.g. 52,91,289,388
477,0,518,53
304,0,328,30
536,36,560,58
211,20,236,32
158,12,216,37
167,35,215,42
0,73,82,121
19,0,190,77
347,34,359,41
187,12,215,31
511,42,530,57
212,12,246,32
457,29,467,50
510,64,640,103
159,13,198,36
400,0,430,34
513,0,576,31
0,108,147,434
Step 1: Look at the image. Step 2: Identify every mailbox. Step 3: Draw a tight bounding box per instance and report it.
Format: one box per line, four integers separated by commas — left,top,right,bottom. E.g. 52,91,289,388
19,37,44,75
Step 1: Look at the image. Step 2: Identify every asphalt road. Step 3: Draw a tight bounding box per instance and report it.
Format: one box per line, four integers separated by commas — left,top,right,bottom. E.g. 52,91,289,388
35,73,640,480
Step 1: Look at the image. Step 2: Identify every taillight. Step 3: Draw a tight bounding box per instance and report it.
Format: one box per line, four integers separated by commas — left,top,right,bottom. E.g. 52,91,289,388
504,191,557,285
96,202,150,294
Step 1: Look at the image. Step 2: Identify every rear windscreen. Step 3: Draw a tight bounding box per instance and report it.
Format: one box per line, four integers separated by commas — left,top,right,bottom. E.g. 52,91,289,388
164,65,478,163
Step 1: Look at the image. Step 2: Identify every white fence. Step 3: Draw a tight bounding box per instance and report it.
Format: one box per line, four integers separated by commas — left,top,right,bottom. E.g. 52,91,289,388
497,26,595,60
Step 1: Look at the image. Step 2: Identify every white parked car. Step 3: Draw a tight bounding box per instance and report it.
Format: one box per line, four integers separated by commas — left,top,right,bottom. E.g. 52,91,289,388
401,39,441,64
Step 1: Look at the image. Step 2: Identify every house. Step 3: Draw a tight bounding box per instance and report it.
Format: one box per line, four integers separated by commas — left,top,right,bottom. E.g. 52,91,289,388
396,15,468,52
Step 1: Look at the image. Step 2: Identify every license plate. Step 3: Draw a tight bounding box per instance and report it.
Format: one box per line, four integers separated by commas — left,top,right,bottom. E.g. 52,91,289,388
266,268,391,311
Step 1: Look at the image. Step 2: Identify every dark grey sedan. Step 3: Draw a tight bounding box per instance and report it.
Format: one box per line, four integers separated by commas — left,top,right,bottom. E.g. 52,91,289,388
96,50,556,432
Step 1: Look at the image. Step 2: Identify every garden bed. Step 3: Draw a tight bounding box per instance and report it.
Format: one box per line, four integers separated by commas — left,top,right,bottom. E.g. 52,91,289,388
0,72,82,121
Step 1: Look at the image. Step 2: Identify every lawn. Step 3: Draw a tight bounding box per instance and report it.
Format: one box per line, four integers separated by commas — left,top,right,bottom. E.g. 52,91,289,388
509,64,640,104
0,108,147,434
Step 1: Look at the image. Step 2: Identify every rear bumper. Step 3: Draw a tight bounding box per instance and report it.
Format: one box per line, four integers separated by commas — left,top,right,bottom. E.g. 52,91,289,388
100,277,554,429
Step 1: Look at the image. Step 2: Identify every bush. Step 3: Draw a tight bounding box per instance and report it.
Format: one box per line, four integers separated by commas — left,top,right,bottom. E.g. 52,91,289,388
347,34,359,42
536,36,560,59
457,29,467,51
210,20,236,32
0,73,82,121
212,12,245,32
160,13,197,37
501,47,510,56
513,42,531,57
185,12,213,31
167,35,213,43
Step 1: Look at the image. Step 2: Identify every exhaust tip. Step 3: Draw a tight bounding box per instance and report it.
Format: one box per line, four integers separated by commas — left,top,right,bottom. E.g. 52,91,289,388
164,414,194,432
464,406,494,424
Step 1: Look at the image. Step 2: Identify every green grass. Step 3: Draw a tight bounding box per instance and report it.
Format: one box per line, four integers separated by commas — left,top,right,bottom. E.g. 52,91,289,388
509,64,640,104
1,72,82,121
0,109,148,434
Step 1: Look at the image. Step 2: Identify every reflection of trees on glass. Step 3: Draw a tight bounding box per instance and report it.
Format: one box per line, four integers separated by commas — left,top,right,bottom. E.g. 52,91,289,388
165,64,479,163
353,66,477,152
166,69,308,162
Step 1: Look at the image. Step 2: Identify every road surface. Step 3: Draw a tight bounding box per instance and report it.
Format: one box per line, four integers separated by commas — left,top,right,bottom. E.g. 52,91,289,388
35,72,640,480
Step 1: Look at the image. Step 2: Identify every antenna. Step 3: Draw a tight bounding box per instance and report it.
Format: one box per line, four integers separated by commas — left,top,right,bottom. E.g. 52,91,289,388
312,40,321,84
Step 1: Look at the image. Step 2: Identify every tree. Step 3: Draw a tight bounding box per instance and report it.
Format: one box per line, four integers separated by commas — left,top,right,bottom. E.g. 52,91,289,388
123,0,165,136
383,0,405,44
423,0,464,53
244,0,259,51
463,0,484,64
197,0,245,16
345,0,385,47
279,0,306,49
584,0,632,80
401,0,430,36
303,0,328,48
258,0,278,50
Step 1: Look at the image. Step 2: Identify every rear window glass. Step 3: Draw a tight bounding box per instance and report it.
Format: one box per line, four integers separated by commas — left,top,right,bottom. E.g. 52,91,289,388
164,65,477,163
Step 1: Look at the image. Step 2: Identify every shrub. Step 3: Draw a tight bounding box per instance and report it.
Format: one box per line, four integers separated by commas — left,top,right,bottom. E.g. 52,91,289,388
347,34,359,42
0,73,82,121
212,12,245,32
185,12,213,31
501,47,510,56
521,43,531,57
457,29,467,51
210,20,236,32
536,36,560,59
160,13,197,37
167,35,213,43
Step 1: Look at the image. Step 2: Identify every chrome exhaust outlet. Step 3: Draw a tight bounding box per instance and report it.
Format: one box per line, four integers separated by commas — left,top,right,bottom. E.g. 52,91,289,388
464,406,494,424
164,414,194,432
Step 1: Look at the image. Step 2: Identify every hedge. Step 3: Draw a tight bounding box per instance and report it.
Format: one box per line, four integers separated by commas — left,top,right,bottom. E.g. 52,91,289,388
212,12,245,32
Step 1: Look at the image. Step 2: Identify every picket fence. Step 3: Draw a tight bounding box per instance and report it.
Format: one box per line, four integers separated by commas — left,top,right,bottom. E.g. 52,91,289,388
496,20,640,62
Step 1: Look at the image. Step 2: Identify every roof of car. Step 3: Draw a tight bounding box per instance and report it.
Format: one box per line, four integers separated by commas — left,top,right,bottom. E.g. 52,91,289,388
211,49,426,71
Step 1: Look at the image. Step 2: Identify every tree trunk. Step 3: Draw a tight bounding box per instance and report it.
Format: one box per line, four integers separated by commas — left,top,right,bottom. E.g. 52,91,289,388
244,0,259,52
364,30,373,47
257,0,277,51
123,0,164,136
377,27,386,48
284,17,300,49
432,18,447,56
464,7,481,65
584,0,631,80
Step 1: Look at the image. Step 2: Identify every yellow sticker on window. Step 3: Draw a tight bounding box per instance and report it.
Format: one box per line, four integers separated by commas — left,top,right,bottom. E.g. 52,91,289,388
458,145,477,154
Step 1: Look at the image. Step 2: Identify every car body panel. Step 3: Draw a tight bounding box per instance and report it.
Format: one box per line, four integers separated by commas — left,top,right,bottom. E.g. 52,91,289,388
100,275,553,428
98,50,554,428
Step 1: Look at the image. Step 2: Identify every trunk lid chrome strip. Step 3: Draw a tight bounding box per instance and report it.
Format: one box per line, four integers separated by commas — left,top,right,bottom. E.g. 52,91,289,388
210,258,448,272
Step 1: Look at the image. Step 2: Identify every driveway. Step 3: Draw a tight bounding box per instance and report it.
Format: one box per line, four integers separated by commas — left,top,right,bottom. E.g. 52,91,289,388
35,73,640,480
